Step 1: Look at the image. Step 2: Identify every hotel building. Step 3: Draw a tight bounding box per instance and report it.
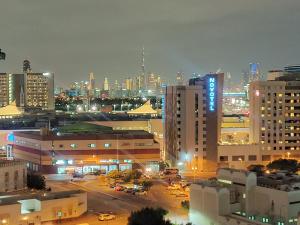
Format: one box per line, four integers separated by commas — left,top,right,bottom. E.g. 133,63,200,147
164,73,224,171
249,68,300,161
0,72,54,111
12,124,160,174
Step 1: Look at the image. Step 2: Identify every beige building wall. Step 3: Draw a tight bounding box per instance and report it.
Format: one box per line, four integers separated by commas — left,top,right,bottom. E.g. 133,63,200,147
0,160,27,192
0,191,87,225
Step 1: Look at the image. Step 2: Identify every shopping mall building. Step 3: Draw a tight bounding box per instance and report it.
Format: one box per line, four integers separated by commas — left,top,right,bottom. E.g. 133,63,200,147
11,123,160,174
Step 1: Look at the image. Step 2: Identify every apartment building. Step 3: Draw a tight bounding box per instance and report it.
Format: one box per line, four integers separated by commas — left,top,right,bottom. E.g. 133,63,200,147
190,168,300,225
164,73,224,171
250,69,300,161
0,159,27,192
0,72,54,111
0,190,87,225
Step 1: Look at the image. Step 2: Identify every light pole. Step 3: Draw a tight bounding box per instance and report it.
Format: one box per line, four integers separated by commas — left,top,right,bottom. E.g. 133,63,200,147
192,166,197,183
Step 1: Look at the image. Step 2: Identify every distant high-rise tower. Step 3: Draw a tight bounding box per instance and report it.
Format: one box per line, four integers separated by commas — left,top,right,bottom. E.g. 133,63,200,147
103,77,109,91
176,72,184,85
249,63,261,81
89,72,95,90
139,47,146,90
88,72,95,97
23,60,31,73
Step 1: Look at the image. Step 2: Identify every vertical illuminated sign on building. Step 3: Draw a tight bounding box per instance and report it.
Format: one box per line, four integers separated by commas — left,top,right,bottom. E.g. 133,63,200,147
208,77,216,111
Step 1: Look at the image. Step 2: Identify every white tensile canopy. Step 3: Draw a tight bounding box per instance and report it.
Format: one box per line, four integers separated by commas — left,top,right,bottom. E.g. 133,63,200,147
127,100,157,115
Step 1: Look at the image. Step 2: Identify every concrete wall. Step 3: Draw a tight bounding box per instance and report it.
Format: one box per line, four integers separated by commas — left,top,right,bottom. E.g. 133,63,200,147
0,161,27,192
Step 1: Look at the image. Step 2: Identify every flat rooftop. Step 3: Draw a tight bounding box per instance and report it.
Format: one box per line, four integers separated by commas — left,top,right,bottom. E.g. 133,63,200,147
14,123,154,140
0,190,85,206
0,159,26,167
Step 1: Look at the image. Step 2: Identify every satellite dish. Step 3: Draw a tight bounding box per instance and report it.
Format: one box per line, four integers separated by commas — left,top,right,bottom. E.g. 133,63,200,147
0,49,6,60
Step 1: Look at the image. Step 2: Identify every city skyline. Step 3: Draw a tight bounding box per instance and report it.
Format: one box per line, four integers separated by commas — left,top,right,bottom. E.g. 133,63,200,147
1,0,300,87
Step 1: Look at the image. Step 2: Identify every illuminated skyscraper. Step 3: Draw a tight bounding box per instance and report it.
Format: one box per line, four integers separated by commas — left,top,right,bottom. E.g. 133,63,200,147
88,72,95,96
103,77,109,91
176,72,184,85
249,63,261,81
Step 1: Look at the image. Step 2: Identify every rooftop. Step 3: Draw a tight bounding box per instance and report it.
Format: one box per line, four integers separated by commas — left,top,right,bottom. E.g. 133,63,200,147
0,190,85,206
14,123,154,140
0,159,26,167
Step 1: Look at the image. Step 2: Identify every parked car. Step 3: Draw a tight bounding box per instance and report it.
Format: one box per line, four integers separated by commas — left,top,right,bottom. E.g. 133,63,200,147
135,190,147,196
114,186,125,191
98,213,116,221
167,184,181,190
124,188,135,194
73,173,84,178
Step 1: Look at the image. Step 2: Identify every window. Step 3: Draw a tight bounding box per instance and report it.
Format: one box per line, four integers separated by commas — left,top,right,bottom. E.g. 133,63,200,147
104,143,111,148
88,144,96,148
219,156,228,161
70,144,77,149
59,144,64,148
248,155,257,161
262,155,271,161
232,156,244,161
195,121,199,145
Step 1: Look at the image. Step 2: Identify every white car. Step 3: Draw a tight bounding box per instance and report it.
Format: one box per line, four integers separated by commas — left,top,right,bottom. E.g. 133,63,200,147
176,192,188,197
167,185,180,190
98,213,116,221
135,190,147,196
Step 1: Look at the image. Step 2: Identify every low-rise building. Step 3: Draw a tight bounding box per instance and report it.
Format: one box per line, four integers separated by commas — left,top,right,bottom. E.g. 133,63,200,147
0,190,87,225
0,159,27,193
190,168,300,225
12,123,161,174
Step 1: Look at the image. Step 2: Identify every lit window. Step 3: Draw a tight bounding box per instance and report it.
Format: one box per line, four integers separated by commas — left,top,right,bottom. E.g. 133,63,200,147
104,143,111,148
88,144,96,148
70,144,77,149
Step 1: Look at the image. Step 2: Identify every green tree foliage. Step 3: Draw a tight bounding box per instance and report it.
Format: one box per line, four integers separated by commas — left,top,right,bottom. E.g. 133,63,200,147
128,207,172,225
267,159,299,173
27,173,46,190
159,161,169,171
107,170,122,179
141,180,153,191
247,164,265,176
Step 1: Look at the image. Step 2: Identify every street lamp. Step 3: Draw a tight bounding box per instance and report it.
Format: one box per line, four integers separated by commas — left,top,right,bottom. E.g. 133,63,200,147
192,166,197,183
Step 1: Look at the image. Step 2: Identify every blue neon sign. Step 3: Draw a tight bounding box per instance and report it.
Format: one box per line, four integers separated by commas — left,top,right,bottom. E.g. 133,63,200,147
208,77,216,111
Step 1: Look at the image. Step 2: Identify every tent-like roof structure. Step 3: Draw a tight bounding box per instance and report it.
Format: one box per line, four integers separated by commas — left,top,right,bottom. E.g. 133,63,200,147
0,101,23,117
127,100,157,115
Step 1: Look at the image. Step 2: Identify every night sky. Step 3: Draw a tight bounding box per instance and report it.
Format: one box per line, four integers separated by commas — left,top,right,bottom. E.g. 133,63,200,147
1,0,300,87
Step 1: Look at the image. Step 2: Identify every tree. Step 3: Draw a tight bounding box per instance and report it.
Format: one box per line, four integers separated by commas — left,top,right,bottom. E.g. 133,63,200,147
141,180,153,191
27,173,46,190
107,170,122,179
131,170,142,180
159,161,169,171
267,159,299,173
127,207,172,225
247,164,265,176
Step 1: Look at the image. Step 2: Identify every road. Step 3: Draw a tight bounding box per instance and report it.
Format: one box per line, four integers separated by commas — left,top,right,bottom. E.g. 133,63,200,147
46,177,189,225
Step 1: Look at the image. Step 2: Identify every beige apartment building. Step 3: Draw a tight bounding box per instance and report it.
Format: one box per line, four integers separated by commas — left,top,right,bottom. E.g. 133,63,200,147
218,68,300,169
0,72,54,111
0,190,87,225
164,73,224,171
0,159,27,193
